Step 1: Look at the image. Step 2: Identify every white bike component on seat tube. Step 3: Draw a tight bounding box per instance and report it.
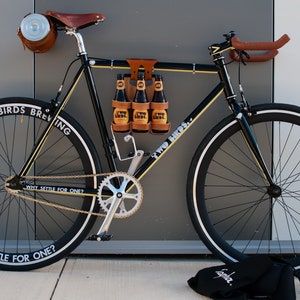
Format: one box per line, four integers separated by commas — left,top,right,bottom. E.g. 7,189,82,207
110,127,144,175
66,29,87,54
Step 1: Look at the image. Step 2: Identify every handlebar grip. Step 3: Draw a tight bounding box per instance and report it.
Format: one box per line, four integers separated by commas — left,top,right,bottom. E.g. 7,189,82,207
231,34,290,51
229,49,279,62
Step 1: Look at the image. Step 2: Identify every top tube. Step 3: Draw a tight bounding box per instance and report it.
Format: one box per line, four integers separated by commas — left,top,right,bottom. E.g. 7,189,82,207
90,59,218,75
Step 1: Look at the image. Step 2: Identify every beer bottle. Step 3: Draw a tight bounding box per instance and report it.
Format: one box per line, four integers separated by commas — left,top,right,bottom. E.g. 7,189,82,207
151,75,169,134
132,74,150,133
112,74,131,132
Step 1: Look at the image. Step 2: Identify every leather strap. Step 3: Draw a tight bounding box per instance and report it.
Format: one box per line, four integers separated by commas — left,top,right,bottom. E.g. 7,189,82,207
126,59,157,80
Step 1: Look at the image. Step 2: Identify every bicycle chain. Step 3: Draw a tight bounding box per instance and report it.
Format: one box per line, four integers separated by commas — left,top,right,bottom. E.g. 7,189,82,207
5,172,139,218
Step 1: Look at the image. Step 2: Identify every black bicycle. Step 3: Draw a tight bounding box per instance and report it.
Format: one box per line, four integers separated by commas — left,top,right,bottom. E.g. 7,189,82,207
1,11,299,271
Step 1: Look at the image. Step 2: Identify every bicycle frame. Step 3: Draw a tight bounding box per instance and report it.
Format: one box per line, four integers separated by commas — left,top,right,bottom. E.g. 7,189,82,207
13,30,276,238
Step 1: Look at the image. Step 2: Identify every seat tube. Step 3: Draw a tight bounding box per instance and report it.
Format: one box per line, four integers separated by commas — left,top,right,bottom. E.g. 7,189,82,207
80,53,118,173
69,29,117,173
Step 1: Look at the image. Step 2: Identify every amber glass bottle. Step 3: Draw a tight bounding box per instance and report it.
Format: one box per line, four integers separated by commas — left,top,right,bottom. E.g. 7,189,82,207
112,74,131,132
151,75,169,134
132,74,150,133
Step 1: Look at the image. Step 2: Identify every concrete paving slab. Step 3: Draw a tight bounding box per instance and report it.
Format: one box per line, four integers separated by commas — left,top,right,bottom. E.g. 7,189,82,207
52,256,217,300
0,256,299,299
0,260,65,300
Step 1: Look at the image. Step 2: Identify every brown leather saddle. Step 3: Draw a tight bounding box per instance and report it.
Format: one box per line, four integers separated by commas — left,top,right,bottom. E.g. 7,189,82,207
45,11,105,29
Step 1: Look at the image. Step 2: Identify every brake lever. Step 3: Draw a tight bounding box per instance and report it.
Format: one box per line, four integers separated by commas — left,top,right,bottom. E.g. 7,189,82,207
235,49,250,65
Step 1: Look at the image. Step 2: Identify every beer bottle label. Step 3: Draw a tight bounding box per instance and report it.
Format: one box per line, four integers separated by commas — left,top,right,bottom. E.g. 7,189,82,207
116,79,125,90
113,108,129,125
136,79,146,91
133,109,148,124
154,81,163,91
152,109,167,124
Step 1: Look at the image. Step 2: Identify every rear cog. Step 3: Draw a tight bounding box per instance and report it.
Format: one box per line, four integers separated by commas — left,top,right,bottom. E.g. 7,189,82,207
98,172,143,218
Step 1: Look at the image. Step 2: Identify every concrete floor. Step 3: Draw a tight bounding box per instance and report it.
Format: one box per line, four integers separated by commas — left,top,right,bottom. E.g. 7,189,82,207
0,255,299,299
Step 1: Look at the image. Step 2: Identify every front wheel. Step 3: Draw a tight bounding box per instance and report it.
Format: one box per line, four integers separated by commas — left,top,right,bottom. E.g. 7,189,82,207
0,98,101,270
187,103,300,267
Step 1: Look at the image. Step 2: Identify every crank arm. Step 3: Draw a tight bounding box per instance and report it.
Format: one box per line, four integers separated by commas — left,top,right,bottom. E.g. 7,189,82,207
127,150,144,175
96,194,123,237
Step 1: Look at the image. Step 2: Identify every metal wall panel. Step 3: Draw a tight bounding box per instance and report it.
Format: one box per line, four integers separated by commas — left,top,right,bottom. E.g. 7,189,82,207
0,0,33,97
2,1,274,252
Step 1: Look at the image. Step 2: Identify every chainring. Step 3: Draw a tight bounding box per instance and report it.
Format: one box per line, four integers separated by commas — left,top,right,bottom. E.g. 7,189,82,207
98,172,143,218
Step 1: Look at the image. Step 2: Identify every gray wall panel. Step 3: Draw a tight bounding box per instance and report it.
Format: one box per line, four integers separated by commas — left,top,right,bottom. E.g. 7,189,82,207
0,0,34,97
2,1,273,250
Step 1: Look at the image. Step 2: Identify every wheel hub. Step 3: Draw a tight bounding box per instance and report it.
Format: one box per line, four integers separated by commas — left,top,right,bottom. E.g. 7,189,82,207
267,184,282,198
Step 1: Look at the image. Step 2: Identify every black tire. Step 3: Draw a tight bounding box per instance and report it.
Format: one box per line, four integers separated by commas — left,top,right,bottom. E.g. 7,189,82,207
0,98,101,270
187,103,300,267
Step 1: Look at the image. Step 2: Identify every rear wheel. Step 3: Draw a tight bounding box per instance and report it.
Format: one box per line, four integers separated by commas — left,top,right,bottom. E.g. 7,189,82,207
0,98,101,270
187,103,300,267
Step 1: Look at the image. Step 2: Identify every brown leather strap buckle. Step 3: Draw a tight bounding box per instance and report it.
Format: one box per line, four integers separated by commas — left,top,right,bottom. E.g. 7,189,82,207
126,58,157,80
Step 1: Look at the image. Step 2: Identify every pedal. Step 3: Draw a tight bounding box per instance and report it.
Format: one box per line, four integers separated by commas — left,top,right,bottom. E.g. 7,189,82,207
87,233,113,241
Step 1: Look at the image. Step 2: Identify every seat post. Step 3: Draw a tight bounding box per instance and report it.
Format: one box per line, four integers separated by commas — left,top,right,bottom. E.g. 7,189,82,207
66,29,87,55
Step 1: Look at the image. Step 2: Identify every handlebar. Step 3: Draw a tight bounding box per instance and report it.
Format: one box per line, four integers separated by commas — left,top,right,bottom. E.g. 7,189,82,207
229,34,290,62
231,34,290,51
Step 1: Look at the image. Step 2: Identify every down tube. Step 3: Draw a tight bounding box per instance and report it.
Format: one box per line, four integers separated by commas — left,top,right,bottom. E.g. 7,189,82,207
133,82,224,180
